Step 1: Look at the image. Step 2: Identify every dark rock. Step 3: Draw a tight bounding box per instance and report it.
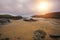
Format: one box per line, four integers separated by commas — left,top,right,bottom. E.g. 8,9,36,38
50,34,60,38
0,18,11,25
1,38,10,40
33,30,46,40
23,18,37,22
0,33,2,37
17,37,20,40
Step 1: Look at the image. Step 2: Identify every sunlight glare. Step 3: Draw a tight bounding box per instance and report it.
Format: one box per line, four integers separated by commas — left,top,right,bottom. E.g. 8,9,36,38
36,1,52,15
38,2,49,11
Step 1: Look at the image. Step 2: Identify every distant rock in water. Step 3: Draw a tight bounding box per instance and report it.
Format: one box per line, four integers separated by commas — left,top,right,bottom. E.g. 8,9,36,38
0,14,22,20
42,12,60,18
32,15,42,18
32,12,60,19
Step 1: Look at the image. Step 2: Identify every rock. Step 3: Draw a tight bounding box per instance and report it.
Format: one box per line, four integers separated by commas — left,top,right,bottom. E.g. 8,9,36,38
33,30,46,40
0,18,11,25
1,37,10,40
23,17,37,22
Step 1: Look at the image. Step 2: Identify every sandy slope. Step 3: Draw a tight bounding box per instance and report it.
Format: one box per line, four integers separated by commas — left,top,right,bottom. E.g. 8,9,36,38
0,19,60,40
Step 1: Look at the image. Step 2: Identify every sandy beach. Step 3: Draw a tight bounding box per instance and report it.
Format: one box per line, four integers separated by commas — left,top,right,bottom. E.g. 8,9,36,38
0,18,60,40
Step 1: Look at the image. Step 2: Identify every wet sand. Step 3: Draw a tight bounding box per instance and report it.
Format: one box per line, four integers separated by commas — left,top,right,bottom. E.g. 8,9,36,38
0,18,60,40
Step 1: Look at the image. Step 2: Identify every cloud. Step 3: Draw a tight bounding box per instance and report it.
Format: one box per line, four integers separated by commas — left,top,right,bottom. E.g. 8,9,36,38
0,0,60,16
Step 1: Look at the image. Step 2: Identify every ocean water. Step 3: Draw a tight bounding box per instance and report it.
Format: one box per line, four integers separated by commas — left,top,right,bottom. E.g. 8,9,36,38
38,18,60,25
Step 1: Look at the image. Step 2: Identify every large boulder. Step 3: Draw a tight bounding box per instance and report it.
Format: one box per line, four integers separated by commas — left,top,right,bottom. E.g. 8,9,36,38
33,30,46,40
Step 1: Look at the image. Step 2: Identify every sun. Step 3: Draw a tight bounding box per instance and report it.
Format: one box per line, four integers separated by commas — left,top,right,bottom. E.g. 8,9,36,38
40,2,48,10
37,2,50,15
38,2,49,11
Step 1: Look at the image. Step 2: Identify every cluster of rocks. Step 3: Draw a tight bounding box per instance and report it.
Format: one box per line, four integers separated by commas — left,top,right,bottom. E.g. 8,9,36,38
33,30,46,40
33,30,60,40
22,17,38,22
0,18,11,25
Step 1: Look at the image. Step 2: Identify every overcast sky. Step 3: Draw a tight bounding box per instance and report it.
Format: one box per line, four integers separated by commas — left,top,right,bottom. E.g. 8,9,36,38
0,0,60,16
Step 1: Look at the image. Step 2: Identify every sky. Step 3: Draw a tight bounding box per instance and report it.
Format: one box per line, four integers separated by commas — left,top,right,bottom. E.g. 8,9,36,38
0,0,60,17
